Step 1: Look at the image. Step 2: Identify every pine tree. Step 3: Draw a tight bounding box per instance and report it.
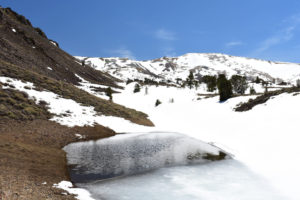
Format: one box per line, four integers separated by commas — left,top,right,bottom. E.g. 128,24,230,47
202,75,217,92
255,76,260,84
186,71,194,89
217,74,233,102
133,83,141,93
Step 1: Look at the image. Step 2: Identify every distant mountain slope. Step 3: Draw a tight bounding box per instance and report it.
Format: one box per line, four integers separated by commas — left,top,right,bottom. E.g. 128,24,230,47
76,53,300,84
0,7,119,87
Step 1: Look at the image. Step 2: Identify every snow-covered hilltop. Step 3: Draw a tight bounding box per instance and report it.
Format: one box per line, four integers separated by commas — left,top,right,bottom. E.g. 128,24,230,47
76,53,300,84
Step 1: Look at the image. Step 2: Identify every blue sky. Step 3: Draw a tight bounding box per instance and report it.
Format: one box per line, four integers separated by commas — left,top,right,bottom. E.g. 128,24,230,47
2,0,300,62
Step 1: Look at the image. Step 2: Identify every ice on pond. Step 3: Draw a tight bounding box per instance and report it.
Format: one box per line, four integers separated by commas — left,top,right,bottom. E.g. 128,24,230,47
64,132,230,183
64,132,288,200
80,160,288,200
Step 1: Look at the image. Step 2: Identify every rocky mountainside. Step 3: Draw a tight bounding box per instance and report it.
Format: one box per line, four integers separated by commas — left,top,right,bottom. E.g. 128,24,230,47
0,6,153,125
0,7,118,87
76,53,300,85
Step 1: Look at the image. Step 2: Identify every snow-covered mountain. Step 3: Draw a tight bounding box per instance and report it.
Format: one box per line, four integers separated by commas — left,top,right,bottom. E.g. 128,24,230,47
76,53,300,85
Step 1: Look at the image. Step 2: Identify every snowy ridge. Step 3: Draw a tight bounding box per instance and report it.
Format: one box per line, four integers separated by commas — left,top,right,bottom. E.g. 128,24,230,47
75,53,300,84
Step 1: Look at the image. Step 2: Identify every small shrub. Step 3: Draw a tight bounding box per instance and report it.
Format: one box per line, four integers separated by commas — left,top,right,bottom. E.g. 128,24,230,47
155,99,162,107
38,100,48,106
250,87,256,94
23,106,38,115
105,87,113,101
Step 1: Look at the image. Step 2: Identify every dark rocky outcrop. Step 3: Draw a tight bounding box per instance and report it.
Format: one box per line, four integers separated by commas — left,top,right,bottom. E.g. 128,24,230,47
235,87,300,111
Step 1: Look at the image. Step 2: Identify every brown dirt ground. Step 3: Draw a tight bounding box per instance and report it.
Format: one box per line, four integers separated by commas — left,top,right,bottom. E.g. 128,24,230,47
0,119,116,200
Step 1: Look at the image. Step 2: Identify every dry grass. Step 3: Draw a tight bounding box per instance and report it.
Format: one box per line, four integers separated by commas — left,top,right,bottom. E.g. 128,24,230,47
0,119,116,200
0,87,51,120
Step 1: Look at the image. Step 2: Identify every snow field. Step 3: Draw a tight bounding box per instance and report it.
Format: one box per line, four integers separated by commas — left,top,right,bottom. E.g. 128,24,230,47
111,83,300,200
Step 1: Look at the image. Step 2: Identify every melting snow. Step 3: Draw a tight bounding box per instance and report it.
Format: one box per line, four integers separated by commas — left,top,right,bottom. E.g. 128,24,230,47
0,77,146,131
53,181,94,200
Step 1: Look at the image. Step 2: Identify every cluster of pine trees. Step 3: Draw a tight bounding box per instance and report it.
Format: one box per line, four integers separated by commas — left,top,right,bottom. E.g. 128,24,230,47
183,72,250,101
124,71,280,103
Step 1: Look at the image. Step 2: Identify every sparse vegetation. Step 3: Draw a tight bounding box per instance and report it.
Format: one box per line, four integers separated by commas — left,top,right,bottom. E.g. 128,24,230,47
0,88,51,120
235,86,300,111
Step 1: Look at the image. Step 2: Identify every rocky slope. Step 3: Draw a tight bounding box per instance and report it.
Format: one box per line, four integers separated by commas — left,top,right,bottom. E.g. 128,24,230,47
0,7,118,87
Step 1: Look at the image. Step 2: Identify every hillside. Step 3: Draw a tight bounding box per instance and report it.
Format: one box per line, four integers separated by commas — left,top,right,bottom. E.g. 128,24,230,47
0,7,118,87
76,53,300,85
0,6,153,200
0,6,153,126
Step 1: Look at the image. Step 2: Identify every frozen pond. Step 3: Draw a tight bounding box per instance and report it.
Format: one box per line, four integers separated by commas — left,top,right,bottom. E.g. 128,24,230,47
64,132,228,183
79,160,286,200
64,132,288,200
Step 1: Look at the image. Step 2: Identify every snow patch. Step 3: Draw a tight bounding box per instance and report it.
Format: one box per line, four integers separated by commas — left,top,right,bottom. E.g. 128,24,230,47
50,41,58,47
0,76,147,131
75,133,85,139
53,181,95,200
